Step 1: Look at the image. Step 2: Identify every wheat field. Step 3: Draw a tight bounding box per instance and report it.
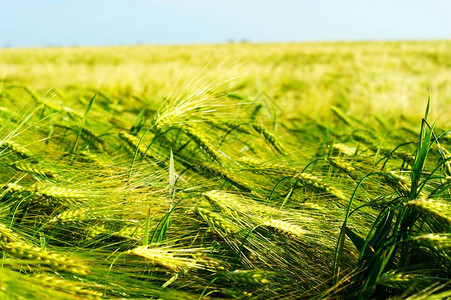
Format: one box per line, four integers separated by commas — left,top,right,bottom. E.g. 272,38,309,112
0,41,450,299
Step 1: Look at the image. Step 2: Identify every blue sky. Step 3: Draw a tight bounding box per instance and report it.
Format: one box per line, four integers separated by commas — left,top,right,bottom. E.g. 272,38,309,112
1,0,450,47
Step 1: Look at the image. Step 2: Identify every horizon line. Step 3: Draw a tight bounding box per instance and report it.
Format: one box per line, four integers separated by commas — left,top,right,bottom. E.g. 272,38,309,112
2,38,450,50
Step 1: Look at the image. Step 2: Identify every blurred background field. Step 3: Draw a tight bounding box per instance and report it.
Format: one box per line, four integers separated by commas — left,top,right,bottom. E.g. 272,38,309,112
2,41,450,124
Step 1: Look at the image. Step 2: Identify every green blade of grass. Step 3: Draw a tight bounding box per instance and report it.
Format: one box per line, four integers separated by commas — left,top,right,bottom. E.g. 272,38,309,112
71,92,97,154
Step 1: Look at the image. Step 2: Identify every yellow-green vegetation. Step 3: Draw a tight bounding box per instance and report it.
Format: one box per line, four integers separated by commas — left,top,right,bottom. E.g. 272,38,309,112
0,41,450,299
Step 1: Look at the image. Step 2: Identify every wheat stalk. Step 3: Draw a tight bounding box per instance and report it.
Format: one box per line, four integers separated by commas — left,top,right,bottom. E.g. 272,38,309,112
327,157,357,179
227,270,269,285
414,233,451,260
0,223,21,243
195,161,252,192
263,219,307,238
295,173,346,200
1,241,89,275
114,225,144,239
128,246,198,272
10,161,57,179
194,206,238,234
3,182,31,194
252,124,285,154
119,131,146,154
86,224,107,238
49,208,90,223
0,141,32,159
32,274,103,299
203,190,241,217
33,183,88,205
192,252,229,272
239,157,299,176
383,172,411,196
409,199,451,225
377,271,420,291
182,125,222,162
203,116,251,135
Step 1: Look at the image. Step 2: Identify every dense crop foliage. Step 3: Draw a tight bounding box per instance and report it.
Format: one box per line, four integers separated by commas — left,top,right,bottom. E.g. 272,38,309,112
0,42,450,299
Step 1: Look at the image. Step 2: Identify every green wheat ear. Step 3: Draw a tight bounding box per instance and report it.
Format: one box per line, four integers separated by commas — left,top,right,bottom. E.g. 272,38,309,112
0,141,33,159
227,270,270,285
252,124,285,154
1,241,90,275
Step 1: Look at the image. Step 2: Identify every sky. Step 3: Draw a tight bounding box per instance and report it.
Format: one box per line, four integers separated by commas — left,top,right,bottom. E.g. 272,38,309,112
1,0,450,47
